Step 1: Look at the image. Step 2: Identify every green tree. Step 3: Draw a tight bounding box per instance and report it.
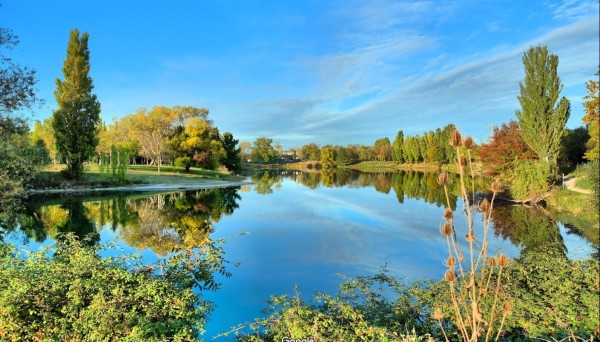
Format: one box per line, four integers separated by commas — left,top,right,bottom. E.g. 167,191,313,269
221,132,242,173
333,145,352,166
320,146,335,169
169,116,225,171
559,126,588,171
250,137,277,163
0,27,39,114
516,45,570,176
392,130,404,163
1,25,41,217
300,143,320,161
358,145,375,161
30,117,58,164
0,122,39,216
52,29,101,179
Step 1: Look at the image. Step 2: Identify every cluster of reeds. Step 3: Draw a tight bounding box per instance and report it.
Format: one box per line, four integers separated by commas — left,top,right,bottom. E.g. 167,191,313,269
433,130,511,342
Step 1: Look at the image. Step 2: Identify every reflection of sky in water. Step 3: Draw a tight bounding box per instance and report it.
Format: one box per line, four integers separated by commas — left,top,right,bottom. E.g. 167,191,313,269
203,178,591,339
5,176,595,341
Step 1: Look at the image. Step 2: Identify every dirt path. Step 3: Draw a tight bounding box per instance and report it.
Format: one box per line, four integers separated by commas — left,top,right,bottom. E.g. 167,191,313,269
563,177,592,194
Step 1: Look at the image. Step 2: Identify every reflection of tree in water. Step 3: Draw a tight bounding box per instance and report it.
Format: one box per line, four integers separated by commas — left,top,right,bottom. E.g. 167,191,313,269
491,205,567,258
8,200,99,245
4,188,241,255
271,170,464,208
56,200,99,246
391,172,459,208
120,188,241,255
250,171,282,194
294,172,320,189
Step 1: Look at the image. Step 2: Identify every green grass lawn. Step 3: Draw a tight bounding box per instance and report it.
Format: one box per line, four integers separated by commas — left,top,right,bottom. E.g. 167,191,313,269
33,164,244,189
575,177,593,190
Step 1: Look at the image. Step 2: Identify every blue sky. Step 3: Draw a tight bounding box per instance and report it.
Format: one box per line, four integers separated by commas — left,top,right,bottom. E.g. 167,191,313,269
2,0,598,149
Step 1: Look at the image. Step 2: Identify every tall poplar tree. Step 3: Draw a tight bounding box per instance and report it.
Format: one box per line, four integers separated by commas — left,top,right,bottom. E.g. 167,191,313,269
515,45,570,175
392,130,404,163
52,29,101,179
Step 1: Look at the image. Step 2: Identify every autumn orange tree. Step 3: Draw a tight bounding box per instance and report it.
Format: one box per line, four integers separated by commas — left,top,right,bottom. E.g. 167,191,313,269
477,120,536,178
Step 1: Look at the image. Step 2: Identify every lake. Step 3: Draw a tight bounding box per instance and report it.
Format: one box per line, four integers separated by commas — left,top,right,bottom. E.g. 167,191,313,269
2,170,596,340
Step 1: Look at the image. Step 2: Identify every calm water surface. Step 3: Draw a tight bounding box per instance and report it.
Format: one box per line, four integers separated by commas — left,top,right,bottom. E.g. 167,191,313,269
3,170,595,339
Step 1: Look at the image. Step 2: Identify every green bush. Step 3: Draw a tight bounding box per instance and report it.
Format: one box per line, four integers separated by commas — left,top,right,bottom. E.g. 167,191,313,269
510,160,550,200
175,156,193,171
502,250,600,339
0,235,210,341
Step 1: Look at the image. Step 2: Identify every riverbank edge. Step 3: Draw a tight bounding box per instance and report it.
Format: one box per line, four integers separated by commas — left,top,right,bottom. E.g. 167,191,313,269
27,180,252,195
544,187,599,244
279,161,465,173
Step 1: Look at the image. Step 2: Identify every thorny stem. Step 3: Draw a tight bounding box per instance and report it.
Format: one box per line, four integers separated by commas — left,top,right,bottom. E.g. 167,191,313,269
449,282,470,341
437,319,450,342
495,311,508,342
485,266,504,341
467,150,476,207
481,264,495,299
456,146,478,342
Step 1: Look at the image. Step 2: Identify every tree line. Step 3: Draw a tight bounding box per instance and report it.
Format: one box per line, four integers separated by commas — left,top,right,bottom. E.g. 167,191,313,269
241,123,460,168
33,105,243,174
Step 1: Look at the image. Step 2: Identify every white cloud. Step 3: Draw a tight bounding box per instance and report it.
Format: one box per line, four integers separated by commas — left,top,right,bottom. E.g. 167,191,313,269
550,0,600,21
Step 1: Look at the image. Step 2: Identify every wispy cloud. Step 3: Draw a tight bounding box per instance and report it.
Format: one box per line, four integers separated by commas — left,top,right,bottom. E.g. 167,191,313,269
245,10,599,147
550,0,599,21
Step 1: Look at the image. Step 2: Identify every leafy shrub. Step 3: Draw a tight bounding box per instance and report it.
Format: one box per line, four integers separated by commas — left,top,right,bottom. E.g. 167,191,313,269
509,160,550,200
502,250,600,339
0,234,212,341
175,156,193,171
232,280,435,342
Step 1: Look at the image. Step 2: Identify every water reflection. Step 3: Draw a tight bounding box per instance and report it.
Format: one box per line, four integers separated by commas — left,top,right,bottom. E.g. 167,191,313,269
4,188,241,255
491,205,567,258
251,170,465,209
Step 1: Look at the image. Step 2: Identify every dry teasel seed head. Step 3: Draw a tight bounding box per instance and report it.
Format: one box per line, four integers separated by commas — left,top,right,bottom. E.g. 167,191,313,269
490,180,501,193
445,256,456,268
496,254,509,267
441,223,453,236
444,269,457,282
479,198,490,212
503,302,512,315
443,207,453,220
450,130,462,147
432,307,445,320
438,172,449,186
486,257,496,268
463,136,474,149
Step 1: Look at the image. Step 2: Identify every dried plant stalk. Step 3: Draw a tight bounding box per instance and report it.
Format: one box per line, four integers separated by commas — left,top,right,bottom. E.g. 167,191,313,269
436,130,510,342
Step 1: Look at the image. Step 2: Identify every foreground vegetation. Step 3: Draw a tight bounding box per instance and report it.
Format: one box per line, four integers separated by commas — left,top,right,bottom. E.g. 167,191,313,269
0,233,231,340
230,251,599,341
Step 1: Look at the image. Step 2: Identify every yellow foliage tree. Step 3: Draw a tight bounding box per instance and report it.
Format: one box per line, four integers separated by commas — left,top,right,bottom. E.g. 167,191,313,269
582,71,599,160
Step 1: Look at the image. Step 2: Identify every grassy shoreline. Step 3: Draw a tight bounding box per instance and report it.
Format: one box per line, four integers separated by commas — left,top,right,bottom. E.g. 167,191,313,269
545,188,599,244
282,160,467,173
31,164,245,192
